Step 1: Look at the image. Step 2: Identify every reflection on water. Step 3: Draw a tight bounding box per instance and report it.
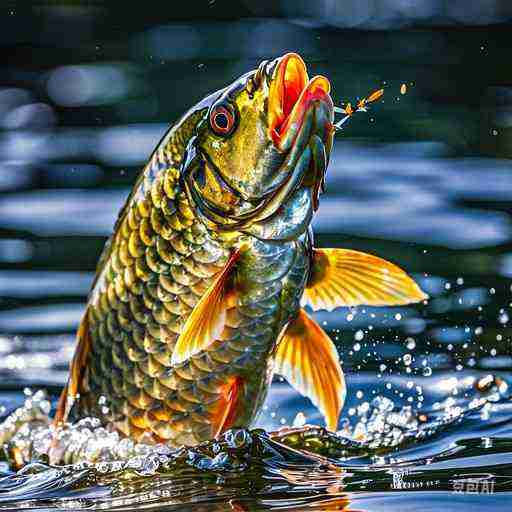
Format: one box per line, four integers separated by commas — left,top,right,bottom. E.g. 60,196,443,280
1,5,512,511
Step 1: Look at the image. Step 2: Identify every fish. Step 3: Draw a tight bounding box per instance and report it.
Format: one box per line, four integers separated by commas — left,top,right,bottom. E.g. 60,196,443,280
54,52,428,446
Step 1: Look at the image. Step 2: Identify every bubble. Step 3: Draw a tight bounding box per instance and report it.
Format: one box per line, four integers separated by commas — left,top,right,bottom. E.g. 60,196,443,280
372,396,394,412
405,337,416,350
139,454,160,475
223,429,251,449
422,367,432,377
403,354,412,366
354,330,364,341
353,343,361,352
357,402,370,415
292,412,306,428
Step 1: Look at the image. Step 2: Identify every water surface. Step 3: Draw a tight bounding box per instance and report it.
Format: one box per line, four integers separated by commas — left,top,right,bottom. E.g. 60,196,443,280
1,8,512,511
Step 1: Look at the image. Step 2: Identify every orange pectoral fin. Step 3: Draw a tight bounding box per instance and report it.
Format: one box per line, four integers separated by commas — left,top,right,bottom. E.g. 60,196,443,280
211,376,243,438
54,310,92,426
274,309,345,431
302,248,428,311
171,249,241,365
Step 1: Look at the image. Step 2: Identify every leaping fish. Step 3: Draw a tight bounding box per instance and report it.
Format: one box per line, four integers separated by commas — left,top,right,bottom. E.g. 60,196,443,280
55,53,427,446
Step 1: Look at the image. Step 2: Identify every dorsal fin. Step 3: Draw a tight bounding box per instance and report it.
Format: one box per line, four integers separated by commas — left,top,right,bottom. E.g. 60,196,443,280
302,248,428,311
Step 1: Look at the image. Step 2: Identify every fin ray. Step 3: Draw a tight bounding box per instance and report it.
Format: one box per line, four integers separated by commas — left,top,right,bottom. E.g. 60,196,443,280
54,310,92,425
171,249,240,365
274,309,345,431
302,248,428,311
211,377,242,438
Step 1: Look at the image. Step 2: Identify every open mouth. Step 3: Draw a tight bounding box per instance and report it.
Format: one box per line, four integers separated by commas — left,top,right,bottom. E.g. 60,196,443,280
268,53,332,150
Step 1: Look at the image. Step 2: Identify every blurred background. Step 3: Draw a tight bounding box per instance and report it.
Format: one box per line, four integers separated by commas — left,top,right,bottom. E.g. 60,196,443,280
0,0,512,431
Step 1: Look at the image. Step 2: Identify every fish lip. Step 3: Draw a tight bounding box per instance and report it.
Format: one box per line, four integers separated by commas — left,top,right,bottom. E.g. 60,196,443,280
268,52,333,151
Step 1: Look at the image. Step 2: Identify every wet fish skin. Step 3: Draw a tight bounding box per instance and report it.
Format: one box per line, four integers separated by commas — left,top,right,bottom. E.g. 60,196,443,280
75,98,311,445
57,52,426,446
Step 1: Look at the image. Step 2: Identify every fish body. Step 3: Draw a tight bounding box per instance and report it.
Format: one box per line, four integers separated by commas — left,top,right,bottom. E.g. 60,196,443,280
82,161,309,445
57,54,427,446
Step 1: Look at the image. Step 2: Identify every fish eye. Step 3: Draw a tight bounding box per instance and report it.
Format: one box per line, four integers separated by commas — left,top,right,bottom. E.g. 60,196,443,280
209,104,236,136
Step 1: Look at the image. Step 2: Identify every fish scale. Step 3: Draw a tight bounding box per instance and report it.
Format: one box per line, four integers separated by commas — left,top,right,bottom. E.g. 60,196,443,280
77,114,307,446
54,52,426,451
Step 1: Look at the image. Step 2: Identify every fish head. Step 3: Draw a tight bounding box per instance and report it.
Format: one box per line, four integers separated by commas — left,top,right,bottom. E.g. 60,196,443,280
184,53,334,227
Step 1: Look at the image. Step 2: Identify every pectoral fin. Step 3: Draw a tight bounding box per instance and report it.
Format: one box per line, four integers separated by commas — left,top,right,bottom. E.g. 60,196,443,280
302,248,428,311
54,310,92,425
274,309,345,431
171,249,240,365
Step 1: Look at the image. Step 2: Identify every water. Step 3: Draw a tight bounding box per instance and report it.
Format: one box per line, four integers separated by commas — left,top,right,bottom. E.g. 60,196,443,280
1,5,512,510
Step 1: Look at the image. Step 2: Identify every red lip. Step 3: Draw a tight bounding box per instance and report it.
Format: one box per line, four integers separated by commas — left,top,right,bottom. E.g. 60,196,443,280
268,53,332,150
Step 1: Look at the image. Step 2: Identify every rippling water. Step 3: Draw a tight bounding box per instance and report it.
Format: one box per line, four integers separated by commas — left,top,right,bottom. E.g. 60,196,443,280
1,7,512,511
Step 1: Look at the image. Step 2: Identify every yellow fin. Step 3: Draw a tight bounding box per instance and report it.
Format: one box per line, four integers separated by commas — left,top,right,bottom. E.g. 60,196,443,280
274,309,345,431
210,376,243,439
171,249,240,365
54,310,92,425
302,248,428,311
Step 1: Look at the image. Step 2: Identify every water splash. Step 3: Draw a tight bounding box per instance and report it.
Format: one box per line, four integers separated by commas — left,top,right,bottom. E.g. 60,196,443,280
1,383,512,510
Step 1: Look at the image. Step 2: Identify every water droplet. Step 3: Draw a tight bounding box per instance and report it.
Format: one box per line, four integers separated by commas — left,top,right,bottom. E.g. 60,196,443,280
405,338,416,350
422,367,432,377
292,412,306,427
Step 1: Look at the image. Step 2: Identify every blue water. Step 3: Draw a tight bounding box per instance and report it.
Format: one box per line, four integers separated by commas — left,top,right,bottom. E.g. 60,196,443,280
1,7,512,510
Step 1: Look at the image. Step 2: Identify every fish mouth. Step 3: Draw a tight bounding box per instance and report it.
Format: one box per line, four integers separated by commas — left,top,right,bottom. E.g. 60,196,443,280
268,53,333,151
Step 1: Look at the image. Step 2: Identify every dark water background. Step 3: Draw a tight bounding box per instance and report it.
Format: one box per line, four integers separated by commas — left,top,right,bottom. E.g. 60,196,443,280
1,1,512,510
